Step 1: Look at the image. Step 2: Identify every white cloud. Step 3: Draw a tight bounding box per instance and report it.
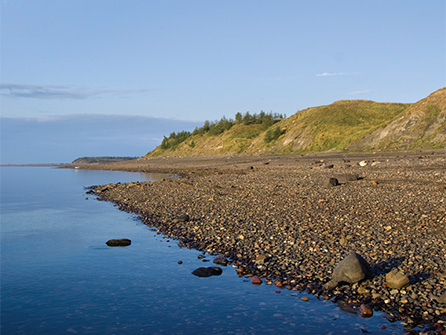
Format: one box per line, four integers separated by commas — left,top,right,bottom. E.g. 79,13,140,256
316,72,346,77
316,72,361,77
351,89,373,95
0,83,150,99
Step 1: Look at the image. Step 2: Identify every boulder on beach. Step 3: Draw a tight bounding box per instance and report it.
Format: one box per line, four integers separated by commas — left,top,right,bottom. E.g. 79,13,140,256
323,177,339,188
173,214,190,223
192,266,223,277
106,238,131,247
324,252,371,290
334,174,360,183
385,268,410,289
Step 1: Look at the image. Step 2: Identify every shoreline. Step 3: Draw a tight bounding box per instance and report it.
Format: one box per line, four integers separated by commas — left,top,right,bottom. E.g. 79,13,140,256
87,151,446,332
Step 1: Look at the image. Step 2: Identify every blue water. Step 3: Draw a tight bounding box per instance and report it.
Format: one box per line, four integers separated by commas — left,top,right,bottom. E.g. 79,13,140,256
1,167,405,334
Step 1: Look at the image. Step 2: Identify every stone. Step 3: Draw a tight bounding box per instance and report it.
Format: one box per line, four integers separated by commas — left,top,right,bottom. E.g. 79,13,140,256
360,304,373,318
191,267,222,277
324,252,370,290
213,255,229,266
324,178,339,188
274,280,283,288
359,160,368,167
357,286,370,295
386,269,410,289
254,255,267,265
335,174,360,183
432,292,446,304
105,238,131,247
173,214,190,223
301,296,309,301
251,276,262,285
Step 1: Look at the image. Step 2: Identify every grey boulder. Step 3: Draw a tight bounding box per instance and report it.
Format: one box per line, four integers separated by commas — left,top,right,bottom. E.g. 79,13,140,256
324,252,370,290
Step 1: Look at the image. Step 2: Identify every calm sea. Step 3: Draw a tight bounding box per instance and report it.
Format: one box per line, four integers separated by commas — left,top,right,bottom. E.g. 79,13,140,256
0,167,405,334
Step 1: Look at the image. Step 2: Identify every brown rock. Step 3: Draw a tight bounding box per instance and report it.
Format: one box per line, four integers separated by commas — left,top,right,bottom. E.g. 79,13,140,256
274,280,283,288
251,276,262,285
173,214,190,223
360,304,373,318
386,269,410,289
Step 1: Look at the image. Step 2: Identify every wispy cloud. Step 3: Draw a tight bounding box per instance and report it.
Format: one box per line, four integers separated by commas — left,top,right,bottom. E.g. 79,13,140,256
351,89,373,95
316,72,347,77
315,72,361,77
0,83,150,99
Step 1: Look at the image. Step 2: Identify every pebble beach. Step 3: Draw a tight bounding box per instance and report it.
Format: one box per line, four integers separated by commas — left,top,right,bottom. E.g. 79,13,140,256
87,151,446,333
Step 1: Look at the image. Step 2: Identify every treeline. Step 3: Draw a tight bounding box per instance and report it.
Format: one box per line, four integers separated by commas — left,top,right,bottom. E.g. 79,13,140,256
72,156,138,164
161,111,285,150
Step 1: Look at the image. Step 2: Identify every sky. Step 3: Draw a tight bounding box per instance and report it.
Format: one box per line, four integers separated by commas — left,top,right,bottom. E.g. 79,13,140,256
1,0,445,163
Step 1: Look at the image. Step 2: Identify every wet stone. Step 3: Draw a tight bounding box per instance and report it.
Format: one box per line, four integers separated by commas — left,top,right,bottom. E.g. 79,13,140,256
106,238,131,247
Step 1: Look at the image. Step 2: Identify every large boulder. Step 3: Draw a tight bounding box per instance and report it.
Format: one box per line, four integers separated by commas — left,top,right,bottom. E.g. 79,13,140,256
324,252,370,290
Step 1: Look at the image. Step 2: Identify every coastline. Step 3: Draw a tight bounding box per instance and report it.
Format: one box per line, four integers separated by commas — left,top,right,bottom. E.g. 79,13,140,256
87,151,446,332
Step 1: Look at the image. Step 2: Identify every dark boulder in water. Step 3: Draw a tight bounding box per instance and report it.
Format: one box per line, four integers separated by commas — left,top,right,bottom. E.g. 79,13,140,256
192,267,223,277
106,238,131,247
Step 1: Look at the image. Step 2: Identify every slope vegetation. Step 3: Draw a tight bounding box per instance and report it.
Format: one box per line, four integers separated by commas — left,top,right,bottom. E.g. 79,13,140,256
144,88,445,157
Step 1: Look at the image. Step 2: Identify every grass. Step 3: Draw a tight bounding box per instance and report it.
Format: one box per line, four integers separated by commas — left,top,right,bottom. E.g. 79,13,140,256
297,100,410,151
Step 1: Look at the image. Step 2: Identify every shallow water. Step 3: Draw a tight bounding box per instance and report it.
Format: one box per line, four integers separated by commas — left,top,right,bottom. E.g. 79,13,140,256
0,167,405,334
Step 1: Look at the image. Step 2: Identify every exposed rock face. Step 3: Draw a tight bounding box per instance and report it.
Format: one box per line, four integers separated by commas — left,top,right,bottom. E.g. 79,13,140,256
106,238,131,247
191,267,222,277
385,269,410,289
324,252,370,290
349,87,446,151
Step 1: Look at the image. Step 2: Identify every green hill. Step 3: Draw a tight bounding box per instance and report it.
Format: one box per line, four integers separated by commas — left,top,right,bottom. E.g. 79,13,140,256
72,156,139,164
144,88,445,157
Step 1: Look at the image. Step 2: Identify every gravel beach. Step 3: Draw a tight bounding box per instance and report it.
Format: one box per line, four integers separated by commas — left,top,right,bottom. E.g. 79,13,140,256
87,151,446,332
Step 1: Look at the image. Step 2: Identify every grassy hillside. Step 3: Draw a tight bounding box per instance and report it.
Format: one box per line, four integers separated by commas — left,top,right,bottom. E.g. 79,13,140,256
348,87,446,151
144,88,445,158
271,100,410,153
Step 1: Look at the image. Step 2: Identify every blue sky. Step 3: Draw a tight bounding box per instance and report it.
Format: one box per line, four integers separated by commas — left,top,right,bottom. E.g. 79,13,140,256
1,0,445,163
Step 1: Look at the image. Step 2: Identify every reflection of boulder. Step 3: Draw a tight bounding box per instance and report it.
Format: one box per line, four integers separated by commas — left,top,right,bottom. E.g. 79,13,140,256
106,238,131,247
324,252,370,290
192,267,223,277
